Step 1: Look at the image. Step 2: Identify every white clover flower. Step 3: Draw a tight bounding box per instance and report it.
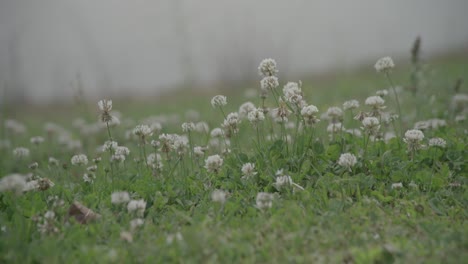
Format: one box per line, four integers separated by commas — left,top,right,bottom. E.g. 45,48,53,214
374,56,395,73
103,141,118,152
87,165,98,172
195,122,210,133
173,135,189,155
282,82,303,104
204,154,223,173
0,174,27,195
71,154,88,166
222,112,241,136
451,93,468,110
247,108,265,124
166,232,183,244
83,173,95,183
48,157,59,166
428,137,446,148
404,129,425,152
193,146,206,157
271,101,291,123
327,123,344,133
376,89,389,97
346,129,362,137
384,132,396,142
5,119,26,134
211,95,227,108
391,182,403,189
260,76,279,91
239,102,256,117
150,122,163,133
115,146,130,156
111,154,126,163
241,163,257,179
258,58,278,77
210,128,224,138
133,125,153,138
274,175,292,190
98,99,113,112
127,199,146,217
13,147,30,158
211,189,227,204
256,192,274,210
326,107,343,123
343,100,360,111
181,122,195,132
301,105,320,126
361,117,380,135
404,129,424,141
30,136,45,145
130,218,144,230
365,96,386,109
338,153,357,171
146,153,163,170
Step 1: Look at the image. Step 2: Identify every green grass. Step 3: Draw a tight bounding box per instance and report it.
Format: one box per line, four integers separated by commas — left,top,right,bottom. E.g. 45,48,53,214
0,53,467,263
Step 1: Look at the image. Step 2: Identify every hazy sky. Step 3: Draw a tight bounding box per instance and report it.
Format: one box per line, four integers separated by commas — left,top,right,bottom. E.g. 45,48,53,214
1,0,467,102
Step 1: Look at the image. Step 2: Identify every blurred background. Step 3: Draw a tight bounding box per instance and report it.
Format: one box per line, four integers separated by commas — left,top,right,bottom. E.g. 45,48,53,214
1,0,467,103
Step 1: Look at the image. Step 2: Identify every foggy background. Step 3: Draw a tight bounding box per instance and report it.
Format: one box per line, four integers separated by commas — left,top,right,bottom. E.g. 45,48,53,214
1,0,467,103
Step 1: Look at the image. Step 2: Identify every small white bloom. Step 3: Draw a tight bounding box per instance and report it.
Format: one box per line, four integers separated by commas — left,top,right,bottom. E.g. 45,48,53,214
274,175,292,190
361,117,380,135
247,108,265,124
204,154,223,173
282,82,303,104
82,173,95,183
48,157,59,166
71,154,88,166
13,147,30,158
103,141,118,152
374,56,395,73
365,96,386,109
98,99,113,112
111,191,130,204
391,182,403,189
258,58,278,77
343,100,360,110
260,76,279,91
210,128,224,138
338,153,357,171
256,192,274,210
195,122,210,133
211,95,227,108
127,199,146,217
130,218,144,230
181,122,195,132
404,129,424,141
428,137,446,148
115,146,130,156
241,163,257,179
0,174,27,195
133,125,153,138
211,189,227,204
327,123,344,133
376,89,389,97
239,102,256,117
193,146,206,157
301,105,320,126
30,136,45,145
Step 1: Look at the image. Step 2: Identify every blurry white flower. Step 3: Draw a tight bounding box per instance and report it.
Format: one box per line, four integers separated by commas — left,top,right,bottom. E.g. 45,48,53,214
130,218,144,230
211,189,227,204
241,163,257,179
343,100,360,110
87,165,98,172
222,112,241,136
71,154,88,166
361,117,380,135
210,128,224,138
127,199,146,217
301,105,320,126
13,147,30,158
181,122,195,132
256,192,274,210
282,82,303,104
338,153,357,171
211,95,227,108
0,174,27,195
365,96,386,111
193,146,206,157
111,154,126,163
48,157,59,166
271,101,291,123
404,129,425,152
428,137,446,148
258,58,278,77
195,122,210,133
111,191,130,204
327,123,344,133
29,162,39,170
166,232,183,244
274,175,292,190
147,153,163,170
391,182,403,189
98,99,113,112
133,125,153,139
374,56,395,73
239,102,256,117
5,119,26,134
346,129,362,137
204,154,223,173
30,136,45,145
247,108,265,124
82,173,95,183
455,114,465,123
103,141,118,152
326,107,343,123
115,146,130,156
260,76,279,91
376,89,389,97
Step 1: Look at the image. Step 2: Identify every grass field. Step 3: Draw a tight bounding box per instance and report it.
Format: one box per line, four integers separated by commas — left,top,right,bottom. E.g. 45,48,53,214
0,51,467,263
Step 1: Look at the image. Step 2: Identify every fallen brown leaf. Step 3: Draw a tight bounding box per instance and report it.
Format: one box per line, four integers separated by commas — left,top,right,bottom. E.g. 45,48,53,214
68,201,101,224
